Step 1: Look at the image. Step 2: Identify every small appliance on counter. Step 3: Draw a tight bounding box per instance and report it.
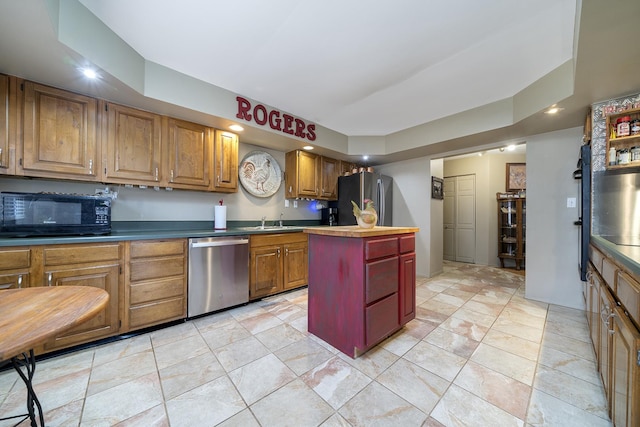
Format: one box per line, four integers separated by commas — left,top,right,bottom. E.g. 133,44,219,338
321,206,338,226
0,191,112,237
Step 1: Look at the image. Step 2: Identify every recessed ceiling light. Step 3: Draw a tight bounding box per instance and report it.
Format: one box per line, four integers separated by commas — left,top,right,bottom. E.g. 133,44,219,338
544,105,564,114
363,155,369,161
229,124,244,132
303,145,314,150
507,145,516,151
81,68,98,79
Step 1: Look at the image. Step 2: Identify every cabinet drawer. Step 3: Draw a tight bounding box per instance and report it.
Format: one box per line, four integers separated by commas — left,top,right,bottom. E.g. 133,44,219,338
130,239,185,258
365,237,398,261
0,272,29,290
365,293,400,347
43,243,121,265
602,257,617,290
130,255,184,282
365,256,398,304
129,297,185,329
399,235,415,254
250,232,307,247
130,277,185,305
589,245,604,274
617,271,640,326
0,248,31,270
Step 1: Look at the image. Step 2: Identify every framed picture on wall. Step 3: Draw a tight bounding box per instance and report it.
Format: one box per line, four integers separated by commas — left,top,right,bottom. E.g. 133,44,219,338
431,176,444,200
506,163,526,192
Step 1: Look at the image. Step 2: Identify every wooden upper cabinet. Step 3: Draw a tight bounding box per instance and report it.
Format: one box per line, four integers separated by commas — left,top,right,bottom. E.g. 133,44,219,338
167,118,213,190
213,131,238,192
103,102,162,185
285,150,319,198
0,74,16,175
319,156,339,200
20,81,99,180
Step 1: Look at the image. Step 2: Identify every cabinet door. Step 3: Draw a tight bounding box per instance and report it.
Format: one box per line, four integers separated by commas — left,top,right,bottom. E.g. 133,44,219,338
0,74,14,175
104,102,162,184
283,241,308,290
0,272,29,290
250,245,282,299
0,247,32,289
611,307,640,427
588,265,601,358
42,263,120,350
21,81,99,180
167,118,212,190
286,150,319,198
319,156,339,200
213,131,238,192
399,252,416,325
599,283,616,405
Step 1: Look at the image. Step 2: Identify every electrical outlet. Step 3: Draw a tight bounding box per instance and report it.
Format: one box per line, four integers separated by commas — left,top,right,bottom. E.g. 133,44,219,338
285,199,290,208
293,200,298,208
567,197,576,208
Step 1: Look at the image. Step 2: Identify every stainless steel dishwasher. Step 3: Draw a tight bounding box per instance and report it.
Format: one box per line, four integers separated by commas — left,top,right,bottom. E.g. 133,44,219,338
188,236,249,317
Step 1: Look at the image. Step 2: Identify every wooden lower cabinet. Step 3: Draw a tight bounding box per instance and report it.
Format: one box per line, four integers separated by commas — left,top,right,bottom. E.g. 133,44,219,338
249,232,308,300
0,247,32,290
125,239,187,331
39,243,122,352
588,243,640,426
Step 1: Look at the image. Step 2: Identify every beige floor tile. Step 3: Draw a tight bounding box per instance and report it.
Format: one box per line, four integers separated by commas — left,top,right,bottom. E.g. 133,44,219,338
153,334,210,370
543,316,591,343
438,315,489,342
526,389,612,427
149,322,198,348
451,306,498,328
92,334,152,367
376,358,450,414
228,354,296,405
402,318,439,340
255,323,306,351
199,318,252,350
213,336,270,372
471,343,537,385
81,371,163,426
430,292,467,308
538,345,600,385
454,361,531,419
339,381,427,426
482,329,541,361
336,346,398,379
239,311,284,334
301,356,372,410
541,330,596,362
403,341,466,382
415,305,450,324
165,375,245,427
251,379,334,427
274,337,336,376
115,404,168,427
463,298,507,317
424,326,480,358
87,349,157,395
216,408,260,427
498,306,547,329
158,351,225,400
378,327,421,356
431,384,524,426
319,413,351,427
492,316,544,343
31,350,94,386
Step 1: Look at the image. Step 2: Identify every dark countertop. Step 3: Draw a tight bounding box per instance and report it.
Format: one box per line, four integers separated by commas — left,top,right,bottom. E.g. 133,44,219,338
591,235,640,278
0,221,321,247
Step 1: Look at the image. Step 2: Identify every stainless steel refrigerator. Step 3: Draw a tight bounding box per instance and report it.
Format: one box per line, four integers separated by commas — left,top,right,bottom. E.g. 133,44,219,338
337,172,392,226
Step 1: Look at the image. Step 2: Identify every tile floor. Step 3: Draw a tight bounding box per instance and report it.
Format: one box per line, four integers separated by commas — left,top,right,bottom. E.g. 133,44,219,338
0,261,613,426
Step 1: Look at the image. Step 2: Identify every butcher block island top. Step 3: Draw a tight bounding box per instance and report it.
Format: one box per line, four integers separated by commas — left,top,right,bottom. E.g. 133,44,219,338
306,227,418,358
304,225,419,238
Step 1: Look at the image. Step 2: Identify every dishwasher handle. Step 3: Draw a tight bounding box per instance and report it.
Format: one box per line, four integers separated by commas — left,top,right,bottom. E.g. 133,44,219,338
190,238,249,248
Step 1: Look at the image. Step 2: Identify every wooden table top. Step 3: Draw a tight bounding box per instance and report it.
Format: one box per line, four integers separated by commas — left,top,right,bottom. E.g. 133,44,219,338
0,287,109,361
304,225,419,238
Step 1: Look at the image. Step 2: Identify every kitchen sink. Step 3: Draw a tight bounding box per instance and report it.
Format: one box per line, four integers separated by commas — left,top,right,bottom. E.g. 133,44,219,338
237,225,301,231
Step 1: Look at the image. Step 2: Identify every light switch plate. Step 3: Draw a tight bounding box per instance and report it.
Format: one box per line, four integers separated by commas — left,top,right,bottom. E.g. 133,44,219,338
285,199,290,208
567,197,576,208
293,200,298,208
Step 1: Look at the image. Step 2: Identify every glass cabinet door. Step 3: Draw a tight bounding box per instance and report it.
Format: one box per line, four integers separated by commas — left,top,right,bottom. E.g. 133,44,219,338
499,200,518,256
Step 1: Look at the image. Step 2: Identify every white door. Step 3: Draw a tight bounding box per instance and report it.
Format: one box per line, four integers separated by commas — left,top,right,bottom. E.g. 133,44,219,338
443,174,476,263
443,177,456,261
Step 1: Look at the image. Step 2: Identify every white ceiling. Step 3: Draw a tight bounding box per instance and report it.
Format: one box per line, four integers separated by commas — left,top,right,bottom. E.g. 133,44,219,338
1,0,640,163
78,0,575,136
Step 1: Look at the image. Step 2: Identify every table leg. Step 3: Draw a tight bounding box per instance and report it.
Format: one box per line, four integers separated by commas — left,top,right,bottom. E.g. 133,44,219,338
0,350,45,427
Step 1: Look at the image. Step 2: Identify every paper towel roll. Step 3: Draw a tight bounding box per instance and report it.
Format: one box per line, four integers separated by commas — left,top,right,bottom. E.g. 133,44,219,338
214,205,227,230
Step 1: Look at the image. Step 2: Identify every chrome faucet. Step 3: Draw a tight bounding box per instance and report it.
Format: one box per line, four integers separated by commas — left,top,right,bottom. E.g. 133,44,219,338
261,216,266,229
279,212,284,227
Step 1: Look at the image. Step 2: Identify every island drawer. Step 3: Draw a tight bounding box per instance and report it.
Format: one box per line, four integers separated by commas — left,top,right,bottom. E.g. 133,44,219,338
617,271,640,327
365,293,400,347
399,234,415,254
365,236,398,261
365,256,398,304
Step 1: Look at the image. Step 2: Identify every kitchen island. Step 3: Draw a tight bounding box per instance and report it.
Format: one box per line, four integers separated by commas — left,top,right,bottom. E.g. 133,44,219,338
304,226,419,358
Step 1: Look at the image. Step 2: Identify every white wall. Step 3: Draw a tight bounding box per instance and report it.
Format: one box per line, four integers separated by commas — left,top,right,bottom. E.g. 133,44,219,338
430,159,444,276
526,126,583,309
0,143,322,223
377,157,431,277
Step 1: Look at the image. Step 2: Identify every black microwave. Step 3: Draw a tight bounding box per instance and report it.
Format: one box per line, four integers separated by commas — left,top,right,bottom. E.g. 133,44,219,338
0,192,112,237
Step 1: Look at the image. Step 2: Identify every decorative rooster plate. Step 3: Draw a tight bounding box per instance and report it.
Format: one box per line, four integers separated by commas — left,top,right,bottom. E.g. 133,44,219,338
239,151,282,197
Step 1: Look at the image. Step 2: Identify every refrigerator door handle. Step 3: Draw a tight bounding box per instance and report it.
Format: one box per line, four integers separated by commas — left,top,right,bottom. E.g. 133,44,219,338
377,178,384,226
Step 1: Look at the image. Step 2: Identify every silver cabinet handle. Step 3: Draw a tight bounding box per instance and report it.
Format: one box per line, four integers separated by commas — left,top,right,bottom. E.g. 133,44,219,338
0,147,3,166
285,248,289,256
18,274,22,288
170,169,174,183
277,248,281,258
89,159,93,175
48,273,52,286
155,167,159,181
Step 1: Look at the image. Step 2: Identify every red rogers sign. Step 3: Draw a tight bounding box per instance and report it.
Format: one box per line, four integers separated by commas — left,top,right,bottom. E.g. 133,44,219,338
235,96,316,141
